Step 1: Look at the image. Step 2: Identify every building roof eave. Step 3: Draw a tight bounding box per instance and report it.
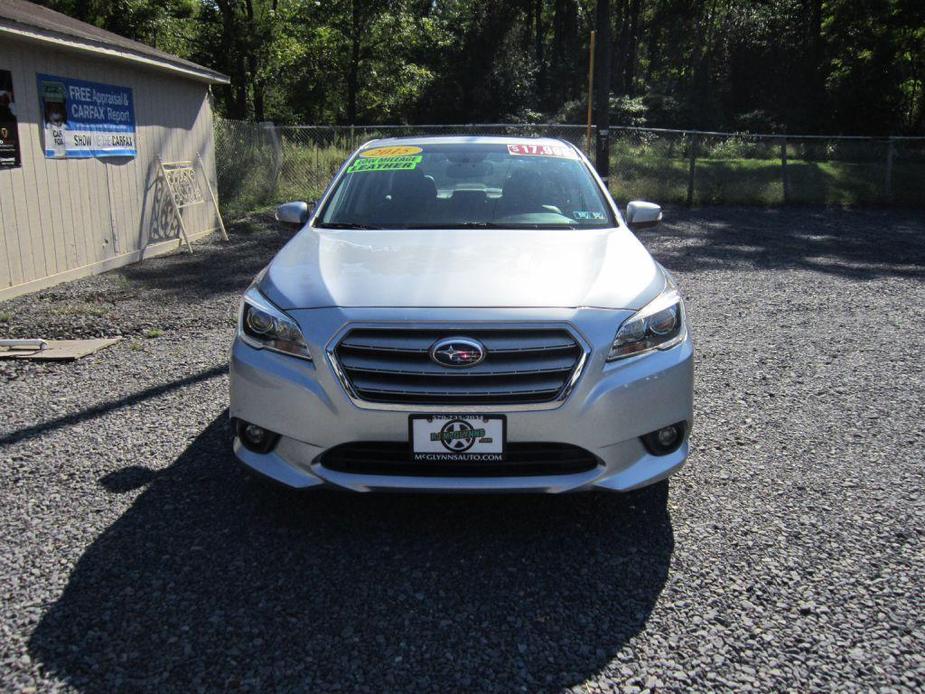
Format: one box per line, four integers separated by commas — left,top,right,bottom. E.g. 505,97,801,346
0,21,230,85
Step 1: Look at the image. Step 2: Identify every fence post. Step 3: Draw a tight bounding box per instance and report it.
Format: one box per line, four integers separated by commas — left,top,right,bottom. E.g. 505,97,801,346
884,137,894,202
781,136,790,204
686,132,697,207
260,121,282,200
350,124,355,151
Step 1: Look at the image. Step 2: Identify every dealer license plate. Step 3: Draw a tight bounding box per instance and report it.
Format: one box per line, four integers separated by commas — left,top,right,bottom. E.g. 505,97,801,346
410,415,506,461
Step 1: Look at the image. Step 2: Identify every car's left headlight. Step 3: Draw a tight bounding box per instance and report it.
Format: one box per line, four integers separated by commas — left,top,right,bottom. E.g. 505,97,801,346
238,286,312,360
607,287,686,361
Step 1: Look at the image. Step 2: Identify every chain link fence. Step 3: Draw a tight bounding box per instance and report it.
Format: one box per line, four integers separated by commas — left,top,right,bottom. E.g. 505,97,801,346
214,119,925,218
214,121,591,217
609,126,925,207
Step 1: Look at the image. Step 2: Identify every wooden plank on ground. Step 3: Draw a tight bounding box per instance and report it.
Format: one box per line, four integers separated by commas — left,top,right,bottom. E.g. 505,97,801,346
0,338,122,361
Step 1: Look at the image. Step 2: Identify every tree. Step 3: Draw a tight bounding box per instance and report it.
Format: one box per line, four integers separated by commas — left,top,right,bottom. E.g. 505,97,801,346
38,0,925,134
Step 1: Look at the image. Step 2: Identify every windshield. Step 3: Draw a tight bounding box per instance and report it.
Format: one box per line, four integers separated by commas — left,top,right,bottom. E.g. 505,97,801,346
317,142,615,229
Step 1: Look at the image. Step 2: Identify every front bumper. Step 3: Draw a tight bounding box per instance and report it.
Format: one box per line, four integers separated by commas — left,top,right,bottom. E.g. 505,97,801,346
229,307,694,493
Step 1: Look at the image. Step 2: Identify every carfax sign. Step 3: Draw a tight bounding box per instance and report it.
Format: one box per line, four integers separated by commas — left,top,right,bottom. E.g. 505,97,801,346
36,74,136,159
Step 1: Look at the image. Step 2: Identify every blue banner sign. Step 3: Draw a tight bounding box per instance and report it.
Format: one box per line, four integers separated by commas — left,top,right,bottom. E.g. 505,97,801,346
37,74,136,159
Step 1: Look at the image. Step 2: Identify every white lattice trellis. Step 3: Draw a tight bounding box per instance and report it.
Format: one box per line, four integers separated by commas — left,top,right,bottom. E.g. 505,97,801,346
157,153,228,253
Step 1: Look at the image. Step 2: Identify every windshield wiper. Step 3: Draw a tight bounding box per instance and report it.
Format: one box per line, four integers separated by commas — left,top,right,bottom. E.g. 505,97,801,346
404,222,578,230
400,222,504,229
315,222,382,230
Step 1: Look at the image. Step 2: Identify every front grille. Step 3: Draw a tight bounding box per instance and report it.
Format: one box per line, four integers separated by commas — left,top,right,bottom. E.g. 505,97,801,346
332,327,585,405
318,442,599,477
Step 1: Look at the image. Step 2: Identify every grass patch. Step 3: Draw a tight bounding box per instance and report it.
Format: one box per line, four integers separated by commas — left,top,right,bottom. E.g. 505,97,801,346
216,131,925,214
610,154,925,206
217,132,349,220
144,328,164,339
129,340,144,351
0,312,10,323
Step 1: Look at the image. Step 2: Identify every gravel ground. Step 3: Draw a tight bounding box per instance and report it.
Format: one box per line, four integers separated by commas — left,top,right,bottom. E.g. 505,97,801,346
0,207,923,692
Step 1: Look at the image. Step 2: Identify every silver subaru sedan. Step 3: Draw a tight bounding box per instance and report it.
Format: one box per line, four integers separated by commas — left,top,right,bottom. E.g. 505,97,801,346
229,136,693,493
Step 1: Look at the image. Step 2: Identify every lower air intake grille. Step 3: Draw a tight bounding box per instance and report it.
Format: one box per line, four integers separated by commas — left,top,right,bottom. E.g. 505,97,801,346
318,442,599,477
332,327,585,405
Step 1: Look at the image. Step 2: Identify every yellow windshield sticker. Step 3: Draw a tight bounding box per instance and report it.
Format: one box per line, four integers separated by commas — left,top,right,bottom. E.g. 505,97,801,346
359,145,423,158
347,155,423,173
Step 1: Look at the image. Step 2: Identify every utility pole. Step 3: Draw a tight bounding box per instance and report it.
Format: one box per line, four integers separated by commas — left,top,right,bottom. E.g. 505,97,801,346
594,0,611,183
585,30,595,156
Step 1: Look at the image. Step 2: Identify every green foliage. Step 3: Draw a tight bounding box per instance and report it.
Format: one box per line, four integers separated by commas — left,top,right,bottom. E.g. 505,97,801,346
39,0,925,135
609,95,647,127
40,0,198,55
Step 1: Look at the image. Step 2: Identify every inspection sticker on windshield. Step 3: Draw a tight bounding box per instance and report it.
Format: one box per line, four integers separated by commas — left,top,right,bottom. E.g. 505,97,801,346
573,210,607,220
347,155,423,173
410,415,505,461
507,143,578,158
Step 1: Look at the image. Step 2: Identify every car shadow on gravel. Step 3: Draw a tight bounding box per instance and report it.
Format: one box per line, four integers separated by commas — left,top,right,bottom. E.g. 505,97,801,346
0,366,226,446
29,415,674,692
643,207,925,280
118,213,293,299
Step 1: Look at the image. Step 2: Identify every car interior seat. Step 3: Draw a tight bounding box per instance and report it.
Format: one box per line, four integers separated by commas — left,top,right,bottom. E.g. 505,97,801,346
381,170,438,225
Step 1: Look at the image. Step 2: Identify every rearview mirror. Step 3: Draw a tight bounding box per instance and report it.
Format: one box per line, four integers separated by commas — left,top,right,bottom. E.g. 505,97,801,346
275,201,314,227
625,201,662,230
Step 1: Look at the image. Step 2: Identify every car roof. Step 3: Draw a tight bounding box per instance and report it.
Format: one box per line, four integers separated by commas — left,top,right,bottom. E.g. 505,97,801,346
358,135,579,150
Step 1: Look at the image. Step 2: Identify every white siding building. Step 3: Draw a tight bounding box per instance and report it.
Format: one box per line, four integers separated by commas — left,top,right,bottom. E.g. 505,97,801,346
0,0,230,300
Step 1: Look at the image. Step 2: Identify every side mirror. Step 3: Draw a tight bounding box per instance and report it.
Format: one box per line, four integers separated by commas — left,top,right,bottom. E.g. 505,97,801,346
625,201,662,230
275,201,314,227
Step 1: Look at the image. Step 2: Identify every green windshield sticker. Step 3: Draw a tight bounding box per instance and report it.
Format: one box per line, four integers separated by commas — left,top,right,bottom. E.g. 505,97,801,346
347,155,423,173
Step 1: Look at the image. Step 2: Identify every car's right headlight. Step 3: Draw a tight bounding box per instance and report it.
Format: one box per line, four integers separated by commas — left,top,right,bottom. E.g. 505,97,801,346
238,286,312,360
607,287,686,361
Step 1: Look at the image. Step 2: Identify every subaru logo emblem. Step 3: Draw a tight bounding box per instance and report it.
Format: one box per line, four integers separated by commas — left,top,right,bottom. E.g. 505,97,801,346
430,337,486,368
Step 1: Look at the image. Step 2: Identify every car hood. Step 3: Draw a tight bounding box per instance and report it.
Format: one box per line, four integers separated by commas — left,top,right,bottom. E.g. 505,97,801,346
259,227,665,310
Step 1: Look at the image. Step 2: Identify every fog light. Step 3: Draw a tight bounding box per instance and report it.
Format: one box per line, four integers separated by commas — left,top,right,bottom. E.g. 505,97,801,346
236,420,279,454
642,422,686,456
656,426,679,447
246,424,267,444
